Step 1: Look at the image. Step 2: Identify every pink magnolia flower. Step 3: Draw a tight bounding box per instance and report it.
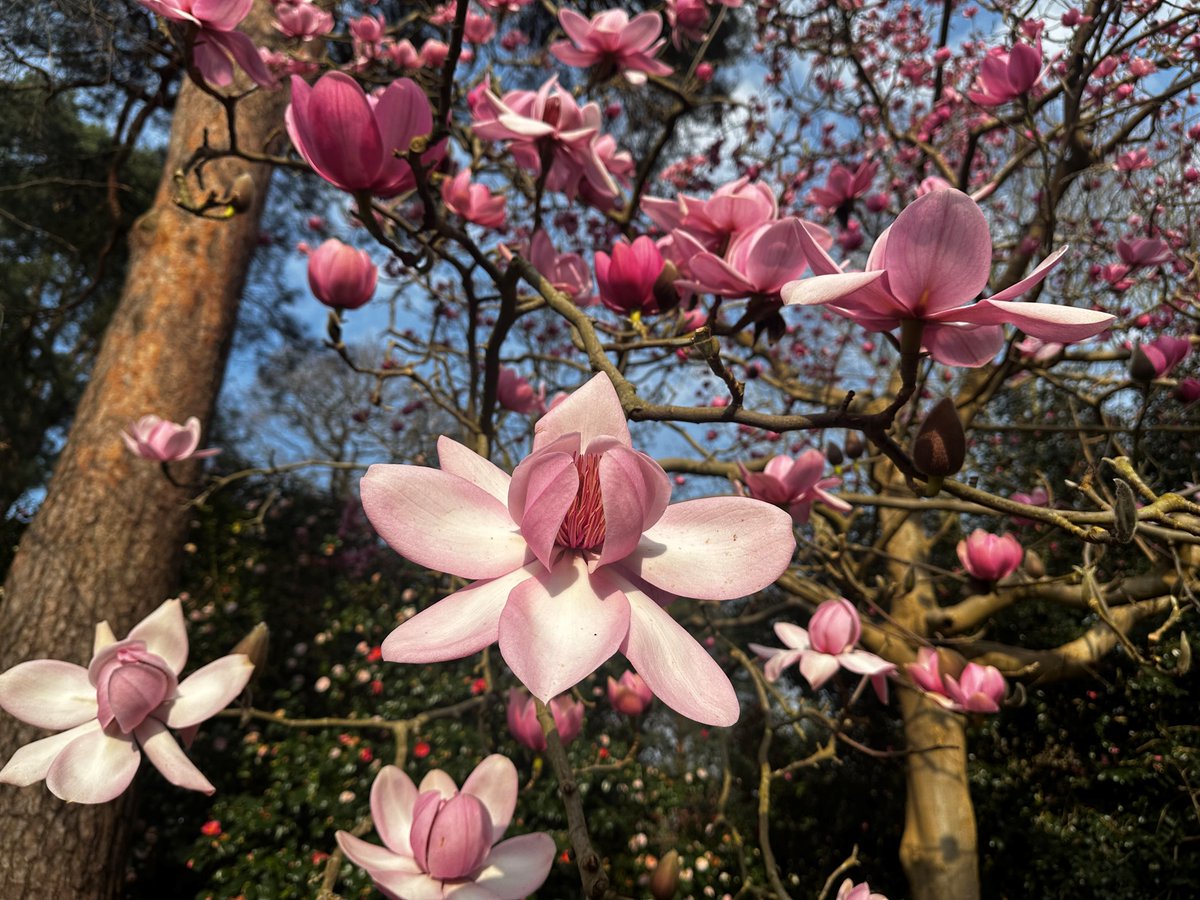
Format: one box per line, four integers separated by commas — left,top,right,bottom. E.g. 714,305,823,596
642,176,778,253
739,450,851,525
471,77,617,203
123,415,220,462
274,1,333,40
442,170,507,229
957,529,1023,581
529,230,594,305
807,160,879,210
139,0,276,89
967,41,1043,106
419,38,450,67
679,217,830,300
506,689,583,750
551,8,673,85
607,670,653,716
596,236,667,315
336,755,556,899
1115,149,1154,172
1176,378,1200,404
307,239,378,310
1116,236,1173,268
781,189,1114,367
497,367,546,416
464,10,497,44
1010,486,1049,526
906,649,1006,713
0,599,254,803
1131,335,1191,380
750,599,896,700
1014,336,1064,364
360,372,796,726
286,73,441,197
837,878,889,900
666,0,710,46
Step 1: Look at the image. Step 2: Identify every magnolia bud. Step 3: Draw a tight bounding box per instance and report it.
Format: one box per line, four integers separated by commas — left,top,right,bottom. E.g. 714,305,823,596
232,623,270,676
227,173,256,213
825,441,844,467
1128,346,1158,383
650,849,680,900
912,398,965,480
843,431,865,459
1022,548,1046,578
653,260,682,313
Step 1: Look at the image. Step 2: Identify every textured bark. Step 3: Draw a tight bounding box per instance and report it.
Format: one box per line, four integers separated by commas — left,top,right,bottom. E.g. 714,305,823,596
0,6,289,896
882,505,982,900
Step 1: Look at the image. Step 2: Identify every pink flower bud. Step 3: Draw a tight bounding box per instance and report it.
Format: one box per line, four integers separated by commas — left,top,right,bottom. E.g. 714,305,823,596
943,662,1006,713
956,530,1024,581
607,671,653,716
695,61,714,82
307,239,377,310
93,643,177,733
409,791,493,880
595,236,666,315
807,598,861,655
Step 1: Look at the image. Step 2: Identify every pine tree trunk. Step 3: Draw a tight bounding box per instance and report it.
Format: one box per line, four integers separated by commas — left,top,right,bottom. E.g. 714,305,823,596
0,6,290,895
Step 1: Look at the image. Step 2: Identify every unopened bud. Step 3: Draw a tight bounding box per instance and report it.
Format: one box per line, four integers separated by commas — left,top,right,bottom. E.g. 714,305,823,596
232,623,270,677
653,260,681,312
1128,346,1157,383
1112,478,1139,543
650,849,680,900
843,431,865,459
825,441,844,467
1022,548,1046,578
912,398,965,480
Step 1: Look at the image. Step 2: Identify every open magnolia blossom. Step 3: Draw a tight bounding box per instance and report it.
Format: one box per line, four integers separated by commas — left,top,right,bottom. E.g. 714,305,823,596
337,755,555,899
907,648,1007,714
0,599,253,803
360,372,796,726
506,688,583,751
123,414,221,462
781,188,1115,367
739,450,851,525
139,0,276,89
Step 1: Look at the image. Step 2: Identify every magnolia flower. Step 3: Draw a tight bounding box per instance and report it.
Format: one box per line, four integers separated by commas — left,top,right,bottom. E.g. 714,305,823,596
550,8,673,85
286,73,441,197
1116,236,1173,268
361,372,796,726
906,648,1006,713
679,217,829,301
529,230,593,305
607,670,653,716
750,599,896,701
837,878,889,900
307,239,378,310
337,755,556,899
506,689,583,751
642,176,778,252
739,450,850,525
0,599,253,803
596,236,667,315
123,415,220,462
496,367,546,416
967,41,1043,106
442,170,507,229
1130,335,1191,381
957,530,1023,581
782,189,1114,367
808,160,879,211
274,1,333,40
139,0,277,88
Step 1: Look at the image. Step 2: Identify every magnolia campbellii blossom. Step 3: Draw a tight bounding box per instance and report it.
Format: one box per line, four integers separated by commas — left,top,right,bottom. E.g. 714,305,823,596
1131,335,1191,380
0,599,254,803
739,450,850,525
967,41,1043,106
496,367,546,416
607,670,653,716
307,238,378,310
781,189,1114,367
361,372,796,726
529,230,594,305
836,878,889,900
750,599,896,701
336,755,556,899
123,415,221,462
807,160,879,211
596,236,667,315
139,0,277,89
506,689,583,750
957,529,1024,581
551,8,673,85
907,648,1006,713
441,170,508,229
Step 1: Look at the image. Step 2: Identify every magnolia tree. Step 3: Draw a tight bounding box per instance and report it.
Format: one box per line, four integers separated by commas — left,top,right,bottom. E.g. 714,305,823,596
3,0,1200,898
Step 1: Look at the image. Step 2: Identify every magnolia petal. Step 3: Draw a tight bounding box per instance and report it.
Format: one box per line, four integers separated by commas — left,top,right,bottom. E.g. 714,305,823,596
0,660,98,730
780,270,887,307
336,832,419,873
922,322,1006,367
988,245,1069,301
474,833,557,899
534,372,630,449
838,650,897,677
135,718,214,793
364,857,445,900
371,765,419,857
798,651,842,690
93,620,118,656
361,465,528,580
287,73,382,192
127,599,189,674
624,497,795,600
762,648,805,683
619,581,738,726
461,754,518,845
885,190,992,315
686,252,755,297
437,436,511,504
773,622,811,651
741,219,812,293
944,298,1115,342
596,447,658,565
166,654,254,728
498,557,629,702
509,449,578,570
382,565,538,663
46,727,141,804
206,28,277,90
418,768,459,798
0,720,98,787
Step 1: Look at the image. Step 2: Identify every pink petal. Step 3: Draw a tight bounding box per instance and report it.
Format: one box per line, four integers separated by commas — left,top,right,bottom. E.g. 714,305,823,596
126,598,189,674
382,564,538,663
46,727,141,804
165,654,254,728
922,323,1006,367
336,831,417,873
988,245,1069,301
534,372,630,449
596,446,665,564
798,651,841,690
618,579,738,726
371,765,419,857
838,649,896,677
287,73,382,192
0,720,98,787
884,190,992,315
461,754,518,844
0,660,98,729
497,557,630,702
780,270,887,307
621,12,665,51
773,622,811,651
508,447,578,570
762,648,805,682
687,252,755,296
944,298,1115,342
361,464,529,580
436,436,512,504
418,768,458,797
191,0,253,31
741,219,812,293
558,8,594,45
205,28,277,90
551,42,602,67
135,718,214,793
475,833,557,898
622,497,795,600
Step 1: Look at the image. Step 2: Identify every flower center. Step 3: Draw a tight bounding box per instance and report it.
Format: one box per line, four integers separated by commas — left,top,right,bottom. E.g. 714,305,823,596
556,452,606,551
95,644,176,734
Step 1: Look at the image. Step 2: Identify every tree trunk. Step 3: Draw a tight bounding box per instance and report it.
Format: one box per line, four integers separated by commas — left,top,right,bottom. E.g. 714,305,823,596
883,505,981,900
0,6,289,896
